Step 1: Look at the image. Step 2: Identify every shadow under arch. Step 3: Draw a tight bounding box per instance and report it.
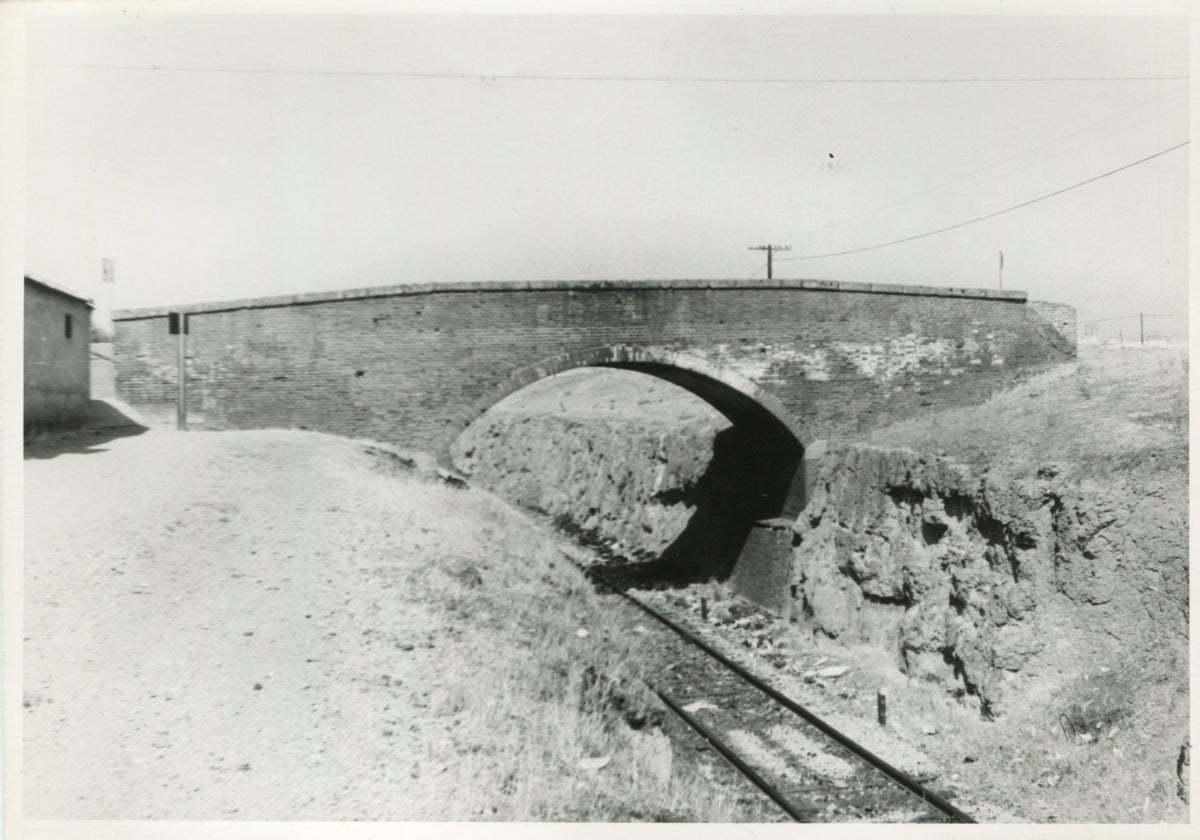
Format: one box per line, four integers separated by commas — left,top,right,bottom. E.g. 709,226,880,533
446,345,820,587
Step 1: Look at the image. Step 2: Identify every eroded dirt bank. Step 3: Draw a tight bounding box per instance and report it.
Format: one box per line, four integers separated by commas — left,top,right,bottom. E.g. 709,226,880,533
794,443,1187,717
452,347,1189,820
459,408,1186,717
452,370,755,583
457,352,1187,712
454,412,721,562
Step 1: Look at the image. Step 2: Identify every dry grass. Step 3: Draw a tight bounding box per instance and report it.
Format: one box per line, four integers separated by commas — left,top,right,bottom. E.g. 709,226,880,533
23,429,742,821
393,490,745,821
867,344,1188,482
889,646,1191,823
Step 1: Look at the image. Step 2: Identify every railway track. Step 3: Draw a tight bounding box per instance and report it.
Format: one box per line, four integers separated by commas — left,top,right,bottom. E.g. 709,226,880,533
579,561,976,824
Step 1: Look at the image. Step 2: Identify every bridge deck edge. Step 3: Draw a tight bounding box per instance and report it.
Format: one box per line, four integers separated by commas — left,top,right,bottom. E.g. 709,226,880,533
113,279,1029,320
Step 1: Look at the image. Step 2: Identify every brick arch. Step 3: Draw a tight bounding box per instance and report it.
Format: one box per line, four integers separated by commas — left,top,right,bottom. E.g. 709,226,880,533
441,344,816,457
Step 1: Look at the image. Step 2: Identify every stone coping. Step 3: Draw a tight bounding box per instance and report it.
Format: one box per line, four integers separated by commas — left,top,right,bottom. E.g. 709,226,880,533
114,278,1027,320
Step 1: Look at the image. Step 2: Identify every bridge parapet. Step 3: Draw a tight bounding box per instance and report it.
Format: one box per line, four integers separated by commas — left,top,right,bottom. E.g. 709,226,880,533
114,277,1029,320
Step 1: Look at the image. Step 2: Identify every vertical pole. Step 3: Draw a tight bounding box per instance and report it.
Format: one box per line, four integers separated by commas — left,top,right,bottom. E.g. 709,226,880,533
1140,312,1145,345
176,314,188,430
101,258,115,337
998,250,1004,290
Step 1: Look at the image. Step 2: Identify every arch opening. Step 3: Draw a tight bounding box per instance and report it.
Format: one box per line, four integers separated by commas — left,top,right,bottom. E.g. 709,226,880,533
449,347,819,592
446,345,814,450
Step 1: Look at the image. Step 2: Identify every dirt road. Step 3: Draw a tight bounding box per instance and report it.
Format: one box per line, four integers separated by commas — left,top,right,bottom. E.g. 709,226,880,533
23,429,477,820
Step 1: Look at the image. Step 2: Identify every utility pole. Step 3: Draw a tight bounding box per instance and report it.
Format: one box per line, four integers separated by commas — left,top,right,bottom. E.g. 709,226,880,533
101,257,115,338
749,244,791,280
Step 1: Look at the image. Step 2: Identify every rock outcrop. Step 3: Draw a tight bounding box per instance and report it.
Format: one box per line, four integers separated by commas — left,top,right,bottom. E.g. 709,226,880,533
453,413,722,561
793,445,1187,715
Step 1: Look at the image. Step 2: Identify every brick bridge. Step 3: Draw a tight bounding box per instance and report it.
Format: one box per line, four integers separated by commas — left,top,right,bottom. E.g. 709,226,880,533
114,279,1075,518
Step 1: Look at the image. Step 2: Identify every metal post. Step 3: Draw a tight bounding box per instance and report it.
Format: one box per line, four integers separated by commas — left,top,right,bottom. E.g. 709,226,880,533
176,314,188,430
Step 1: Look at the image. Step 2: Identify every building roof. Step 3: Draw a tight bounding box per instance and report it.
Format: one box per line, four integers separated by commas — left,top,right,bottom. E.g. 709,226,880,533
25,275,95,308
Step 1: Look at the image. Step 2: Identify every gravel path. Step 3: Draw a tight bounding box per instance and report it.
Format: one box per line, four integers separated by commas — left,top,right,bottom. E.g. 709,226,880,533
23,429,469,820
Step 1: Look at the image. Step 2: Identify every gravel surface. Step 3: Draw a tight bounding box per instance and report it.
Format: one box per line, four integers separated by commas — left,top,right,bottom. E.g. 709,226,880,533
23,429,480,820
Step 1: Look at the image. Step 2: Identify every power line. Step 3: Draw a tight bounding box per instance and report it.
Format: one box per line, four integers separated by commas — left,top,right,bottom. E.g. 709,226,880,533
813,99,1167,236
1086,313,1186,323
28,62,1189,84
777,141,1189,262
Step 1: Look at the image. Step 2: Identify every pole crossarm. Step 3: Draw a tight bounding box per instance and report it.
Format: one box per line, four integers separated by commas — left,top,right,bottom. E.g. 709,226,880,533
748,244,792,280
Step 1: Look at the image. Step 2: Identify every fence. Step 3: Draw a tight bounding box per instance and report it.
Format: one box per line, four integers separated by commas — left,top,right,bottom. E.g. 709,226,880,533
1080,313,1188,345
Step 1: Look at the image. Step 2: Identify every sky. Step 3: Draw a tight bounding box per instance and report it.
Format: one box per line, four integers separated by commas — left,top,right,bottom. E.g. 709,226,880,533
20,9,1192,339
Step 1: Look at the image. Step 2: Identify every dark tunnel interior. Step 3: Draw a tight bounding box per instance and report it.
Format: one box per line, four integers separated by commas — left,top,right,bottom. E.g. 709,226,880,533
579,362,806,589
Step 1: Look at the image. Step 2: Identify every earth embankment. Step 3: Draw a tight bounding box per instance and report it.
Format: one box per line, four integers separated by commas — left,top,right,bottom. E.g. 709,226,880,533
452,345,1189,820
455,347,1187,715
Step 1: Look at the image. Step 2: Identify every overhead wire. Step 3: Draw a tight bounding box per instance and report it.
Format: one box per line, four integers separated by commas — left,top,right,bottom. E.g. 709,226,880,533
28,62,1189,84
812,99,1172,235
33,59,1186,280
776,141,1189,262
748,261,770,280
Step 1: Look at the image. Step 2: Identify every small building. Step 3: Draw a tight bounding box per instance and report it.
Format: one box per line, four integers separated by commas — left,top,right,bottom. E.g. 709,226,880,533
25,275,94,432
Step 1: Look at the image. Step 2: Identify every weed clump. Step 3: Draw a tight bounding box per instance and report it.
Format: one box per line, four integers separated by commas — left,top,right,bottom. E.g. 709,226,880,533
1055,668,1134,740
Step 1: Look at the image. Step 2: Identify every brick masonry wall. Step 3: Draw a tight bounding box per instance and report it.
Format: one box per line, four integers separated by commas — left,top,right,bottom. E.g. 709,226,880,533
1027,299,1077,348
114,280,1075,457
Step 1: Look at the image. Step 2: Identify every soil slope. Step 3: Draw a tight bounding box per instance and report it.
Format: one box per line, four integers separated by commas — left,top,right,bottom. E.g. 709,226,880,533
22,429,739,821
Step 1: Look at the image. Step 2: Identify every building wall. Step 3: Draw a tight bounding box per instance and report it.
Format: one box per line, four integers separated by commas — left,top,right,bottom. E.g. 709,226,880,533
25,280,93,430
113,279,1075,455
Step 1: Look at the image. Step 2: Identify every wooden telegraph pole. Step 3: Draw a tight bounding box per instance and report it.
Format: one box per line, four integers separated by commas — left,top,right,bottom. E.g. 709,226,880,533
749,244,791,280
101,258,115,337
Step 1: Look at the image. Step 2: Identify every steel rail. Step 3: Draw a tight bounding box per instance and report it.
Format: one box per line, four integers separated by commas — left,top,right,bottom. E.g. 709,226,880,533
583,563,976,824
652,685,815,822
